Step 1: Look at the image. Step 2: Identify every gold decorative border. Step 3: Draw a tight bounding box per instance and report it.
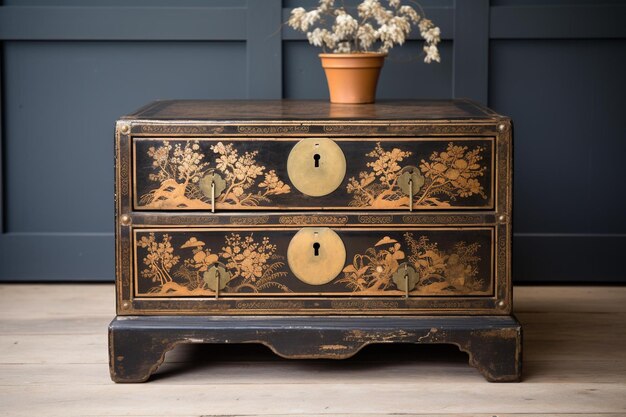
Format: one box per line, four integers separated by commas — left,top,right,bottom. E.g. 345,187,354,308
130,226,495,299
279,215,349,225
357,215,393,224
230,216,270,225
237,126,310,134
130,120,498,138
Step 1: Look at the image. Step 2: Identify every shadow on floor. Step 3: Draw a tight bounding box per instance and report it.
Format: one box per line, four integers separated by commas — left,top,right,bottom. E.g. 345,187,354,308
152,342,469,381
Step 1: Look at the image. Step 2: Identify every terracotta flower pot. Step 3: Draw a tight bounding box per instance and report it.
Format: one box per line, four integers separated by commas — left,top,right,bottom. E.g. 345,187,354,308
319,53,387,104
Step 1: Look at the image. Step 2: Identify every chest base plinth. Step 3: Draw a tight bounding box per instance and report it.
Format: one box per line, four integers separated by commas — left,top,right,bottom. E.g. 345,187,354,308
109,315,522,383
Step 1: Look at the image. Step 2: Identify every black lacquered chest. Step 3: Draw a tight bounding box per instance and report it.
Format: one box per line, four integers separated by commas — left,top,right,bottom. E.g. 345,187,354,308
109,100,521,382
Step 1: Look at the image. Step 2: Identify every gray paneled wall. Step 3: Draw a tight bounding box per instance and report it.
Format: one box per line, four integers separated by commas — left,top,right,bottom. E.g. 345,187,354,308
0,0,625,282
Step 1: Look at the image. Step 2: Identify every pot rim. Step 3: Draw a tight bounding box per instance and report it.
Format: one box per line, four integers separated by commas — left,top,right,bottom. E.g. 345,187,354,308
318,52,388,59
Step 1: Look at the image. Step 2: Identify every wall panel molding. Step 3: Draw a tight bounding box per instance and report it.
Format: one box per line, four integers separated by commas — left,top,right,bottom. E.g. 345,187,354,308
0,6,247,40
490,4,626,39
247,0,282,98
514,235,626,283
0,233,113,281
452,0,489,104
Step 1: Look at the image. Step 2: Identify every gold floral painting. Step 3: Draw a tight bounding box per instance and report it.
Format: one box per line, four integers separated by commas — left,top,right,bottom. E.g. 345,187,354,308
338,233,488,295
346,142,488,208
136,140,291,209
136,232,290,296
134,230,492,297
133,139,492,210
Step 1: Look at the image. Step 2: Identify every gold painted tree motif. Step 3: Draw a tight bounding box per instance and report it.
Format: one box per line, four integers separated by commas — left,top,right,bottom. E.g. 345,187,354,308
139,140,290,209
208,142,291,207
346,142,487,208
173,237,219,294
337,236,406,293
339,234,486,295
220,233,290,293
136,233,180,289
444,241,483,291
417,143,487,206
403,233,483,293
140,141,211,209
346,143,412,208
137,233,291,296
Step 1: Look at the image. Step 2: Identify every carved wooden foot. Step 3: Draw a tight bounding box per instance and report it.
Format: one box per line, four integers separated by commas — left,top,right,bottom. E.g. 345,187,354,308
109,318,178,383
109,315,522,383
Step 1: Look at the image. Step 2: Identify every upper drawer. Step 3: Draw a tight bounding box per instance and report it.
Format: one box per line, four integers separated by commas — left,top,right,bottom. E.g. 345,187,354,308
133,137,494,211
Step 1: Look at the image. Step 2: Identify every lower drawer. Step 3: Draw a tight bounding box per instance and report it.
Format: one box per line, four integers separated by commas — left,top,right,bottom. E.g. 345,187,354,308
131,227,494,298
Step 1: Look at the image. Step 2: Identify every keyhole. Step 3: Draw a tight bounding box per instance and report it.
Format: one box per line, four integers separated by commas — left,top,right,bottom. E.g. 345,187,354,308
313,154,321,168
313,242,320,256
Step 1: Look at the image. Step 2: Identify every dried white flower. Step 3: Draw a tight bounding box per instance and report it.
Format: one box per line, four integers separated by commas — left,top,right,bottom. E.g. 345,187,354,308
418,18,435,35
358,0,393,25
377,16,410,47
288,7,306,29
333,11,359,40
307,27,336,50
379,40,393,54
318,0,334,13
335,42,352,53
398,5,419,23
357,23,377,50
424,44,440,63
290,0,441,63
288,7,321,32
357,0,377,20
422,26,441,44
307,27,326,47
302,10,321,31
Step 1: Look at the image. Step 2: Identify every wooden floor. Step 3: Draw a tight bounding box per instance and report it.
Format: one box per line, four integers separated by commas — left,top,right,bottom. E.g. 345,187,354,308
0,285,625,417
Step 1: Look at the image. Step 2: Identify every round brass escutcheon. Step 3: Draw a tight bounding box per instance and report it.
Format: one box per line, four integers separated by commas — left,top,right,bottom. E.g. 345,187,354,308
199,172,227,199
392,262,420,292
287,138,346,197
397,166,425,196
203,263,231,291
287,227,346,285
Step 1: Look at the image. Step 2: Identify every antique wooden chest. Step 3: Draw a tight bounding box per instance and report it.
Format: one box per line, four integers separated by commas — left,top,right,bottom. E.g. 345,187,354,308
109,100,521,382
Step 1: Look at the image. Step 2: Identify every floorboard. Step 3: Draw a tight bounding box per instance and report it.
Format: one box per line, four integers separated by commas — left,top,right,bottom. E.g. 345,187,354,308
0,284,625,416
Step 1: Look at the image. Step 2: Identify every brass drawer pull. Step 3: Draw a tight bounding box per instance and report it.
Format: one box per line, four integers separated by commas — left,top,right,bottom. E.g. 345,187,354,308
398,166,424,212
392,262,419,297
199,173,226,213
203,262,230,298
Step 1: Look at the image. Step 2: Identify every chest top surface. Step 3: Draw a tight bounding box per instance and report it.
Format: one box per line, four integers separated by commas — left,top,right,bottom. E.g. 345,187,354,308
122,99,501,121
